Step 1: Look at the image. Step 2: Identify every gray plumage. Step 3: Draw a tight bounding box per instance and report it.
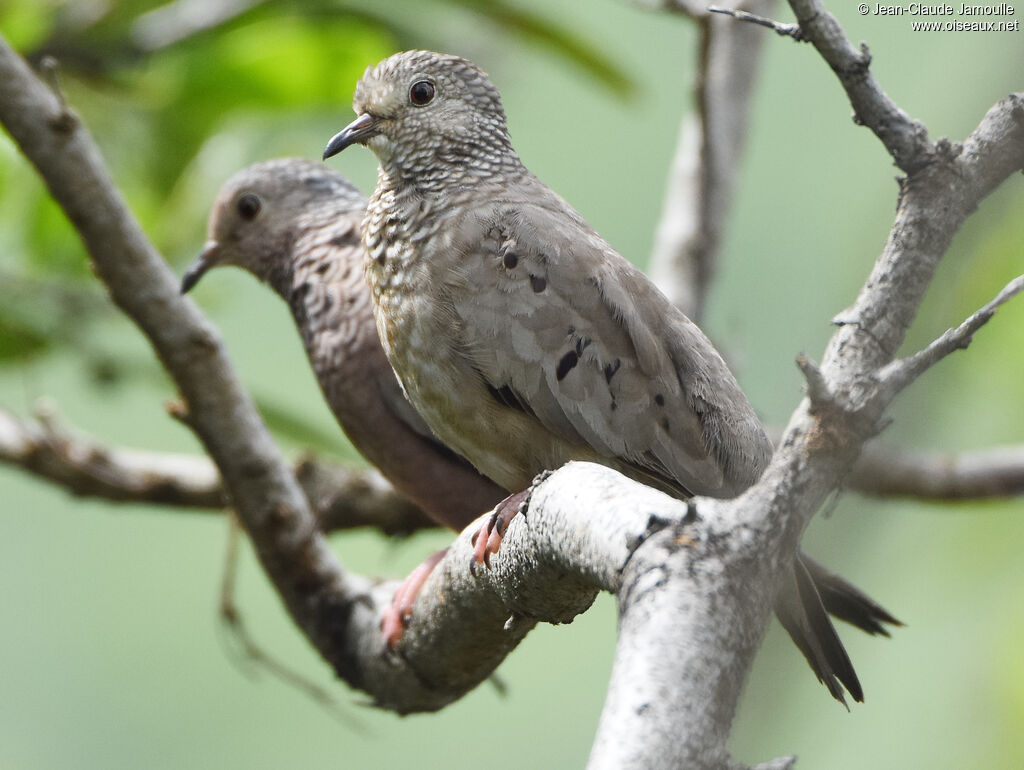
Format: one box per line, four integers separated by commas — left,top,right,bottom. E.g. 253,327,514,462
324,51,899,703
182,158,504,530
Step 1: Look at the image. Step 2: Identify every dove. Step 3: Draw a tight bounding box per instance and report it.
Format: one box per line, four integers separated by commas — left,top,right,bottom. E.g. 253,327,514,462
323,51,899,703
181,158,505,532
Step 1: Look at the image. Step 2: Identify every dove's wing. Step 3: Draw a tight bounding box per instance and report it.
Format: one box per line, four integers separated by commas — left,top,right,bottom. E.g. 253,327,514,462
447,189,772,499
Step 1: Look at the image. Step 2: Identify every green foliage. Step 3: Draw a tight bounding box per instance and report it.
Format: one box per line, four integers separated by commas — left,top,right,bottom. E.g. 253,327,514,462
0,0,630,379
0,274,105,360
439,0,634,96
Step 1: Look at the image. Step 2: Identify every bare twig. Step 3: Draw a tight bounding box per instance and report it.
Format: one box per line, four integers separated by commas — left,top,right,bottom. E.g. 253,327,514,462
0,404,223,508
877,274,1024,397
707,5,804,39
0,406,434,533
215,516,361,724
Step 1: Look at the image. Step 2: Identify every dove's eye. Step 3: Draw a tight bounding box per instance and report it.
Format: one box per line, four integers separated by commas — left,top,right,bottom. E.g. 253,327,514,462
409,80,435,106
237,193,262,221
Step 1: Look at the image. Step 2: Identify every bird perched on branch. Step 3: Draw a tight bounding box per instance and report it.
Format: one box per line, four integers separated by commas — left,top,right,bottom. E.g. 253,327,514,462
181,158,504,532
323,50,899,704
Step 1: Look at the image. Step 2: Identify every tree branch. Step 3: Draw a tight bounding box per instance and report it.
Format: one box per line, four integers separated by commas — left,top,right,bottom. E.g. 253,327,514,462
0,404,435,533
653,98,1023,748
876,274,1024,397
648,0,775,321
848,442,1024,501
737,40,1024,561
3,7,1023,765
605,2,1024,761
708,6,804,39
787,0,934,172
4,403,1020,531
0,33,473,714
0,403,223,508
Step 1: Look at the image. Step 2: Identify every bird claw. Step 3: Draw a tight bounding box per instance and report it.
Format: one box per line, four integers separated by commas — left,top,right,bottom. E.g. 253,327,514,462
471,489,529,567
381,548,447,651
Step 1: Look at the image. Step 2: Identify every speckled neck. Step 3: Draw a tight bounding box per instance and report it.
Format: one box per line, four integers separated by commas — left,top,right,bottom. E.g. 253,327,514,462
374,133,527,197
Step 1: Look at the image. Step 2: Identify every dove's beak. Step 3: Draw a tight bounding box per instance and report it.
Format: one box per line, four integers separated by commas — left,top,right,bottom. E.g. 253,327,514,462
323,113,379,159
181,240,221,294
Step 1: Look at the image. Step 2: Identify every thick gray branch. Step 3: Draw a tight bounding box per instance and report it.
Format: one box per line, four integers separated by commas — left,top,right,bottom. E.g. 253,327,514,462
822,96,1024,391
747,93,1024,556
618,4,1024,761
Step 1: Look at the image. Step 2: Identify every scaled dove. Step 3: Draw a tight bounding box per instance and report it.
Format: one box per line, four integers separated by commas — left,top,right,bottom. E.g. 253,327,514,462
181,158,505,531
323,51,899,704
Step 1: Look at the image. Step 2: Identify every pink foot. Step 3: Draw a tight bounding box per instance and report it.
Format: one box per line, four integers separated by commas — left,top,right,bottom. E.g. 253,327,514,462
471,489,530,565
381,548,447,650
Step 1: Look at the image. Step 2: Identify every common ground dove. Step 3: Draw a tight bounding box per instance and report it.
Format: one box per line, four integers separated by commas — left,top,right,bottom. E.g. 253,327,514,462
181,158,504,530
323,51,899,703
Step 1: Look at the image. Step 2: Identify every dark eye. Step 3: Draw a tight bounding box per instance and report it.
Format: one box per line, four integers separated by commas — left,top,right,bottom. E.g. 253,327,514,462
237,193,261,221
409,80,435,106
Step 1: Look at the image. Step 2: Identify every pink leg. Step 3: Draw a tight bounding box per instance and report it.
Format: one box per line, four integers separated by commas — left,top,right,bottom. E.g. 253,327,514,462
471,489,530,566
381,548,447,650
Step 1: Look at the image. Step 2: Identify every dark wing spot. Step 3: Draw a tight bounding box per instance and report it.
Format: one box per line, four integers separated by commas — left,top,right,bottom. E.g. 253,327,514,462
330,234,353,248
575,337,592,356
655,393,665,407
530,275,547,293
661,418,670,432
556,350,579,381
503,252,519,269
604,359,621,384
487,382,528,413
316,262,331,275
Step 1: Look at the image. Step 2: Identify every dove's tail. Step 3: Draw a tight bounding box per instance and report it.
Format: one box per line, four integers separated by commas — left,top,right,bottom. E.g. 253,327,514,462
774,554,901,706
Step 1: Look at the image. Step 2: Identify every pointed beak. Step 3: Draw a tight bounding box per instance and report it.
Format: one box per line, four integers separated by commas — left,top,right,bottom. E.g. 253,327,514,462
180,240,221,294
323,113,379,159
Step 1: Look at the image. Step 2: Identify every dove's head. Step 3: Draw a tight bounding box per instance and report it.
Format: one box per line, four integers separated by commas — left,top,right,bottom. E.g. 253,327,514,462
181,159,363,294
323,50,520,185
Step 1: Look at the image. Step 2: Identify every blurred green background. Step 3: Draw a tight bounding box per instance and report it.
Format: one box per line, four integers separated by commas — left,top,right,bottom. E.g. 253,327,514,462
1,0,1022,767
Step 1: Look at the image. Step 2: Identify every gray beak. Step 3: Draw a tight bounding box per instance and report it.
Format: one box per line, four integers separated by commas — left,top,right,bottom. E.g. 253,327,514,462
180,240,221,294
323,113,379,159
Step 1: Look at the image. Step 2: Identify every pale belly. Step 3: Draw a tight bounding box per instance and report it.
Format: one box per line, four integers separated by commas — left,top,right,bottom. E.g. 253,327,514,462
372,284,606,492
